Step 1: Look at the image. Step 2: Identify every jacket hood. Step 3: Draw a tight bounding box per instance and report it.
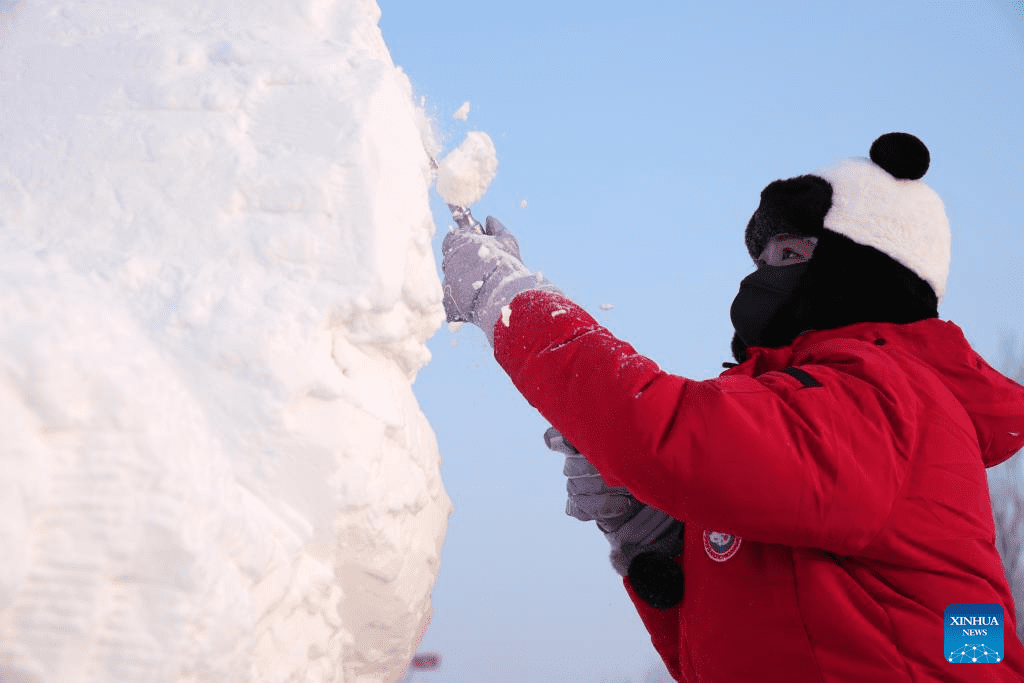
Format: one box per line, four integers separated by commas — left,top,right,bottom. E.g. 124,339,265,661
744,318,1024,468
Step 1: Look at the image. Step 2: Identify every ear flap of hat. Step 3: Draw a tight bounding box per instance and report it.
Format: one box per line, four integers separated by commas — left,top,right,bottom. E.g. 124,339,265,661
745,175,832,260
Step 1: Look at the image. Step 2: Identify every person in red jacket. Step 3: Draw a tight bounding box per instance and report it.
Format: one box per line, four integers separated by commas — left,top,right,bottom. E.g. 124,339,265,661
440,133,1024,681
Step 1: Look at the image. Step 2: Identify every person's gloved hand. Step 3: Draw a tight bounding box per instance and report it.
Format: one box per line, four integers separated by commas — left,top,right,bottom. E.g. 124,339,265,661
544,427,685,609
441,216,560,345
544,426,644,532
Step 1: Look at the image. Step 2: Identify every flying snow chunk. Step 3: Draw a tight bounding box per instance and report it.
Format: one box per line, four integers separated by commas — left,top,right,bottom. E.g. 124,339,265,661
520,199,528,209
600,304,615,311
452,101,470,121
435,131,498,207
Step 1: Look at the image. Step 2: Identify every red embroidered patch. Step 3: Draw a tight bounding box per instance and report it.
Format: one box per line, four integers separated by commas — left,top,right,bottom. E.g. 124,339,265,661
703,530,742,562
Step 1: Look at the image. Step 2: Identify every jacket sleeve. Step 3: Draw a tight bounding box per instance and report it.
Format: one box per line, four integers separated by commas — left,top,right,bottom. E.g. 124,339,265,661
493,290,918,554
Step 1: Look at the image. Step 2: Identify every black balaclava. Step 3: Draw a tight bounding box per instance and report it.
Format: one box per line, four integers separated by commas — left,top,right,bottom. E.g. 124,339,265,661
728,174,829,363
730,261,811,352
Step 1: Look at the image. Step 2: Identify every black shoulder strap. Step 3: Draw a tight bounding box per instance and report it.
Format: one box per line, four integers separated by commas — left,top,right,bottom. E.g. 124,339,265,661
780,366,822,388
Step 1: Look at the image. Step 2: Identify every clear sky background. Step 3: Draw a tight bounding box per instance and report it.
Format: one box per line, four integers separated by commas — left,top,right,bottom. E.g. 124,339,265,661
380,2,1024,681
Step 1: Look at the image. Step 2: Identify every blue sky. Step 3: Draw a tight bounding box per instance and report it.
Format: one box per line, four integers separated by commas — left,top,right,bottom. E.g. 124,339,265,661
380,2,1024,681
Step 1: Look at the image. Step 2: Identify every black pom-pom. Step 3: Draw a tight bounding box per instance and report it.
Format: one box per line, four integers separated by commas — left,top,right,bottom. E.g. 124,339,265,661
627,551,684,609
869,132,930,180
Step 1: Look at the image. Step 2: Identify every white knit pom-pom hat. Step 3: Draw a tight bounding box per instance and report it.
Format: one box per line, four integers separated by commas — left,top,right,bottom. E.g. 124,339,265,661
745,132,952,302
814,134,951,302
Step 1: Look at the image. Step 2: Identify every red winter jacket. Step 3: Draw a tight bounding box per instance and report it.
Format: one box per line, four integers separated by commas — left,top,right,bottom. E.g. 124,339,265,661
493,289,1024,682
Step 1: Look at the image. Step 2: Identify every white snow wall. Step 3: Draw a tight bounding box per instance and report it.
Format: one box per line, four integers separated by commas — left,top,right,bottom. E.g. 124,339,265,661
0,1,451,682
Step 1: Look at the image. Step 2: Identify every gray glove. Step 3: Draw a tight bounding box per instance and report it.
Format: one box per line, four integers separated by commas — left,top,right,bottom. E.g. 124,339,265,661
545,426,643,533
543,427,684,577
441,216,560,345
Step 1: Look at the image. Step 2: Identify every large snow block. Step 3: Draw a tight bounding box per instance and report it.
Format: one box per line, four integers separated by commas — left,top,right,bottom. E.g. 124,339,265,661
0,1,451,682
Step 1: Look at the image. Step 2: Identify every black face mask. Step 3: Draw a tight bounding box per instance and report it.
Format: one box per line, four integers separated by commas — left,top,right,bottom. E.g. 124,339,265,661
729,262,810,351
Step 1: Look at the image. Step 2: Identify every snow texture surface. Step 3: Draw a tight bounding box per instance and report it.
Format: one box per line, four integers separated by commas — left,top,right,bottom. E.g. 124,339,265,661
434,131,498,207
0,1,451,682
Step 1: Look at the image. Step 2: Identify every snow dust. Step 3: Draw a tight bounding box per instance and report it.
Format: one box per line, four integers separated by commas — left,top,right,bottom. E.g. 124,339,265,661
0,1,451,682
452,101,471,121
435,131,499,207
